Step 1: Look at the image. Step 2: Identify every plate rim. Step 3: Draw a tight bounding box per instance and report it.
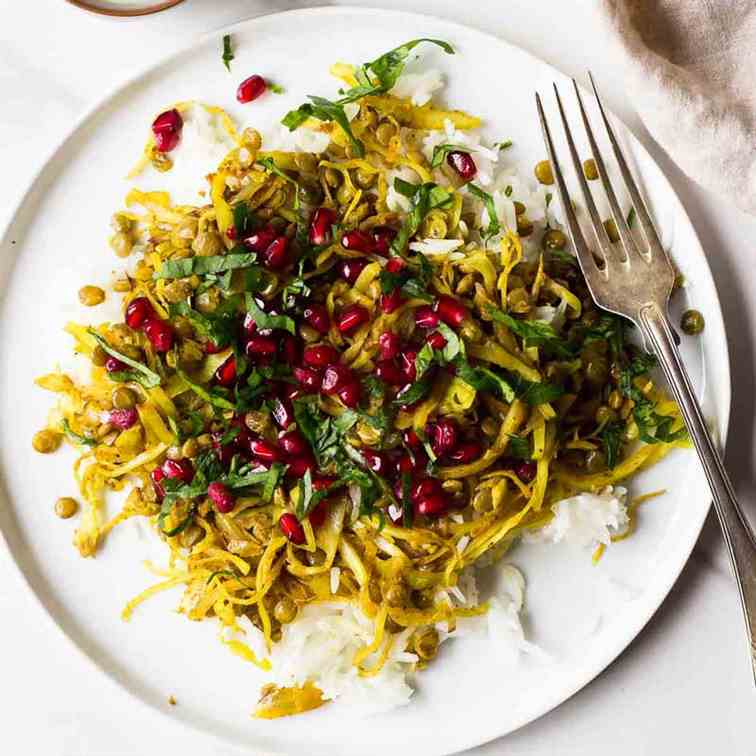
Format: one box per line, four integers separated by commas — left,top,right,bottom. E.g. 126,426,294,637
0,6,732,754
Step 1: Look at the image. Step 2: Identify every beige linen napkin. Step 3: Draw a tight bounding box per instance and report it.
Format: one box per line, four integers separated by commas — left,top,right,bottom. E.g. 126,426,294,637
598,0,756,215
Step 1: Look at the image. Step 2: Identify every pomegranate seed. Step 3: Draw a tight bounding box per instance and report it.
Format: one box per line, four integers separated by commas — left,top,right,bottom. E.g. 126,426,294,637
281,334,300,365
279,431,308,456
403,429,421,450
385,257,405,274
270,397,294,429
279,512,305,544
242,312,257,335
362,449,388,476
341,229,374,253
397,452,421,475
430,418,458,457
339,257,369,285
303,344,338,368
337,304,370,334
214,442,237,468
245,335,277,357
249,439,282,463
214,355,237,387
372,226,397,256
448,441,482,464
312,475,337,491
416,493,449,517
150,467,166,499
435,295,469,327
427,330,447,349
378,331,401,360
293,366,321,391
321,363,353,394
415,306,441,329
516,461,537,483
143,319,174,352
411,477,443,503
105,356,126,373
376,360,405,385
399,350,418,382
226,226,237,241
162,458,194,484
446,151,477,181
208,481,235,514
107,408,138,430
243,225,276,253
236,75,267,104
287,455,316,477
262,236,288,269
336,380,360,408
380,288,404,313
204,340,225,354
125,297,155,330
309,207,337,245
309,500,330,529
151,109,182,152
303,304,330,334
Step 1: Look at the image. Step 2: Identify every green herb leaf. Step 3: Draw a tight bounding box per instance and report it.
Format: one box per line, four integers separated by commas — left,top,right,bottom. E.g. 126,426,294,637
168,298,240,350
282,96,364,157
88,330,162,388
627,206,636,228
430,144,473,169
222,34,234,71
61,418,96,447
390,181,452,256
293,398,358,466
401,471,413,527
599,422,623,468
244,293,295,334
507,434,531,459
268,82,285,95
393,379,431,406
496,139,513,151
468,184,501,239
487,307,575,359
454,358,516,402
233,202,253,237
360,38,454,91
154,253,258,280
177,369,235,410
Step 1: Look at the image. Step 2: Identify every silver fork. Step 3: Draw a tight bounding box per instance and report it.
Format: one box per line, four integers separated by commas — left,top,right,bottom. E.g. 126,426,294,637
536,75,756,685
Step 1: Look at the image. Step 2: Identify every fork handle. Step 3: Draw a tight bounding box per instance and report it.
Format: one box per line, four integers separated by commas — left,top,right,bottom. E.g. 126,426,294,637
639,303,756,684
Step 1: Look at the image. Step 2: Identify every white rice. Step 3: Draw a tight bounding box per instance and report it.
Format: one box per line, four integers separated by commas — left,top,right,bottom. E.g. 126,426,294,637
390,68,444,106
409,238,464,256
524,486,629,549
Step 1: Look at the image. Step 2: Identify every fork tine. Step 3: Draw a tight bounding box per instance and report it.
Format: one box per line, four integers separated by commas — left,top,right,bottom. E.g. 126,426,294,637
534,92,604,287
571,78,646,265
588,72,669,264
551,83,617,268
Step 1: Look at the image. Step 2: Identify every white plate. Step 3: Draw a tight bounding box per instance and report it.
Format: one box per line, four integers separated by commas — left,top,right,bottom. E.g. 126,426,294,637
0,7,730,756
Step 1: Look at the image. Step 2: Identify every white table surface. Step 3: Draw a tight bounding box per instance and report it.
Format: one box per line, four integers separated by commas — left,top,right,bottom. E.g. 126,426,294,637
1,1,755,754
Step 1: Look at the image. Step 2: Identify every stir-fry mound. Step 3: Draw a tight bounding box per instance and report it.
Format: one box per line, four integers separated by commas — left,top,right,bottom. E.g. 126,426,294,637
33,39,688,717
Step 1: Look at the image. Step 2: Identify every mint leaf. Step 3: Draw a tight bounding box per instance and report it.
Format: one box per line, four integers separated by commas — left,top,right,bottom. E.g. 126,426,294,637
154,252,258,280
177,369,235,410
244,293,295,334
468,184,500,239
487,306,575,359
88,330,162,388
222,34,234,71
